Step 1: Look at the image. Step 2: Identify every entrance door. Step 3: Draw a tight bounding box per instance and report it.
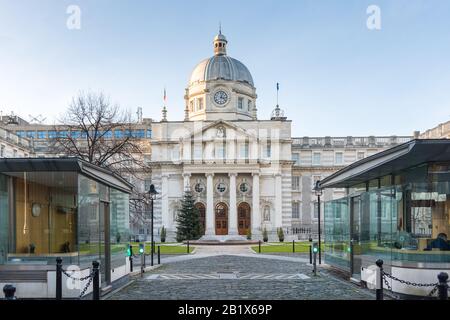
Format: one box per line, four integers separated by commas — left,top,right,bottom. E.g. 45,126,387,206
215,203,228,235
238,203,251,235
350,196,362,279
195,203,206,235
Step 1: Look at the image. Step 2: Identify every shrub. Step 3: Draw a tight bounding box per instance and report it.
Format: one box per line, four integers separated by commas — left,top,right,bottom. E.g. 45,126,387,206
160,226,166,243
262,227,268,242
246,229,252,240
277,228,285,242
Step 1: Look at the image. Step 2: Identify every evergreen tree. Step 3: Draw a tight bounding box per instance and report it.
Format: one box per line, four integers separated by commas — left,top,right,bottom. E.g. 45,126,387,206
176,190,202,242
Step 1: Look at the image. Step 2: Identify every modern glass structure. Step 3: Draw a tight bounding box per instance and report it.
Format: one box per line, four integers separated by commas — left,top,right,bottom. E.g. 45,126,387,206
0,158,132,298
320,140,450,297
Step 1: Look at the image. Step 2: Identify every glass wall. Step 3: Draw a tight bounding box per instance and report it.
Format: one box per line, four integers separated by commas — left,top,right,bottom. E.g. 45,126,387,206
324,197,350,271
0,170,130,282
110,188,130,269
325,162,450,273
1,172,79,265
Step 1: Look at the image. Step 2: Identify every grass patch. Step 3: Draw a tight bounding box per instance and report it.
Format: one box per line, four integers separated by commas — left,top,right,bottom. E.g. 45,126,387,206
129,242,194,255
251,242,323,254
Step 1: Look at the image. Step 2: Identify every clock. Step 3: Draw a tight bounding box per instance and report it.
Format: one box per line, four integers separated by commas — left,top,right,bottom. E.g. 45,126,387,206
214,90,228,106
31,203,41,217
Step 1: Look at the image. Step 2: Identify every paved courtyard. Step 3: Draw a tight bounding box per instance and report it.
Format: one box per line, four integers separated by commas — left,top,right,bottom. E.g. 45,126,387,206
108,245,375,300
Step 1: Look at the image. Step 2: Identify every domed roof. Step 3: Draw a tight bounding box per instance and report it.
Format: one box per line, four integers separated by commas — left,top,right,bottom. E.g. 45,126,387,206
189,55,254,87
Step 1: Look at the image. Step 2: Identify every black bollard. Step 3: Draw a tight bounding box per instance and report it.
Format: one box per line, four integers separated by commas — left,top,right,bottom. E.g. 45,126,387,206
375,259,384,300
56,257,62,300
309,245,312,264
187,240,190,254
292,240,295,253
158,246,161,265
92,261,100,300
3,285,16,300
259,240,261,253
437,272,449,300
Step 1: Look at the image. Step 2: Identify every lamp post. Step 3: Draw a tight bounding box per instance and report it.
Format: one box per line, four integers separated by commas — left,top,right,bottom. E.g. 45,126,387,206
147,184,158,266
314,180,323,264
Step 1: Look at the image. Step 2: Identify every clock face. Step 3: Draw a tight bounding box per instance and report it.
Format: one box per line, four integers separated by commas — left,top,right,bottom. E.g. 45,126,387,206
214,90,228,106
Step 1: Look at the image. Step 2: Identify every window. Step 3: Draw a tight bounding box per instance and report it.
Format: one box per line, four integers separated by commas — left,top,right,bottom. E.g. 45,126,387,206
238,97,244,110
58,131,68,138
239,182,249,193
216,144,225,159
190,100,194,112
292,153,300,165
335,152,344,165
48,131,57,139
132,130,145,138
194,183,205,194
240,142,249,159
16,131,25,138
13,150,17,157
102,130,113,139
292,202,300,219
0,145,4,157
26,131,36,139
37,131,47,139
312,152,321,165
265,142,271,158
248,100,252,111
292,176,300,190
114,129,123,139
198,98,203,111
146,129,152,138
194,144,202,160
216,182,227,194
357,152,365,160
144,179,152,192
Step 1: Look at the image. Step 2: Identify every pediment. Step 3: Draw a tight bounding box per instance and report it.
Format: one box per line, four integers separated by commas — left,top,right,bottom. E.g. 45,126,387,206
181,120,257,142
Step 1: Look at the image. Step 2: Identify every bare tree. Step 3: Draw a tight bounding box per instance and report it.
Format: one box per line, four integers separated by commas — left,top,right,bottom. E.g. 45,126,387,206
51,91,149,177
51,91,152,238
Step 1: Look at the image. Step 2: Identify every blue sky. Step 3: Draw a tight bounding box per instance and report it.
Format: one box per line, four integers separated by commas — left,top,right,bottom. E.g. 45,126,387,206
0,0,449,136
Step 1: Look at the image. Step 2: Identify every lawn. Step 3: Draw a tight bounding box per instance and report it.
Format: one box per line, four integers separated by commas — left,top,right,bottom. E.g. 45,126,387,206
251,242,324,254
129,242,194,255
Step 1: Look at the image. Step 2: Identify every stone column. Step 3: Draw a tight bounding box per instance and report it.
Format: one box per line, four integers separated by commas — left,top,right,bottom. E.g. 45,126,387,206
274,173,283,228
161,174,169,231
252,173,261,234
183,173,191,192
228,173,238,235
205,173,215,235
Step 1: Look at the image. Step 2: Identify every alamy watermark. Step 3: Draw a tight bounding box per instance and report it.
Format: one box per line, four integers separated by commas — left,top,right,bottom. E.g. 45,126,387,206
367,5,382,30
66,5,81,30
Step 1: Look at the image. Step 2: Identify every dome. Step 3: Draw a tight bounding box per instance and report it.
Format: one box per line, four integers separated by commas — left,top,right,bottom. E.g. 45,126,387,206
189,55,254,87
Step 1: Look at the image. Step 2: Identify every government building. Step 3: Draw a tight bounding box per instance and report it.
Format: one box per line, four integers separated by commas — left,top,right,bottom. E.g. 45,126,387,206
1,31,419,242
148,31,413,241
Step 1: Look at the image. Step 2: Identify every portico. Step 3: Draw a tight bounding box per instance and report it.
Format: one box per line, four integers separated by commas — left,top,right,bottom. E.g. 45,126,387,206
176,170,265,237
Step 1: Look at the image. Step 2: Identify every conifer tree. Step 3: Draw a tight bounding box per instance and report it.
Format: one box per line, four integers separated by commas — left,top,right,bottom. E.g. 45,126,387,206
176,190,202,242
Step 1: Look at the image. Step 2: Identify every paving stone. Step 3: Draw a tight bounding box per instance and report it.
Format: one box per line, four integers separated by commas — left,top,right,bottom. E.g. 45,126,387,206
108,255,375,300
